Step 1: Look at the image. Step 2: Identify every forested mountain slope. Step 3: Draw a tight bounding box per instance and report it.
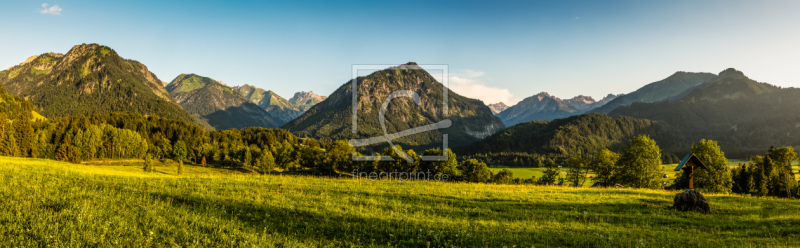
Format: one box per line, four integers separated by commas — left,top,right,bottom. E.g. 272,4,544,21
282,62,505,151
458,113,684,158
0,44,199,125
609,68,800,157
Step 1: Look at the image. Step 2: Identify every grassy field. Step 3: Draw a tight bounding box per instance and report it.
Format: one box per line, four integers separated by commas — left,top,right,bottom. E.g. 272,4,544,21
489,164,682,186
2,157,800,247
490,159,800,186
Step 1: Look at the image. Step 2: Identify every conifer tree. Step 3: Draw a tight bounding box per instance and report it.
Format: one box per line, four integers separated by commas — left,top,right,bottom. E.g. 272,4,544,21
0,114,18,156
757,168,769,196
13,114,34,157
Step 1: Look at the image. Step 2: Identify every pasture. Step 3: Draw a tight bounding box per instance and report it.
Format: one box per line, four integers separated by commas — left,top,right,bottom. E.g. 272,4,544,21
1,156,799,247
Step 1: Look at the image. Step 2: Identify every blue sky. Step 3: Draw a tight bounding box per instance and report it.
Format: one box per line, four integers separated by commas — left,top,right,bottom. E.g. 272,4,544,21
1,0,799,105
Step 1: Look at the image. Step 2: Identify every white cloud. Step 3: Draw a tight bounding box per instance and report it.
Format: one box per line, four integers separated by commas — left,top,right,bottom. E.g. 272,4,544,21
447,70,516,105
40,3,62,15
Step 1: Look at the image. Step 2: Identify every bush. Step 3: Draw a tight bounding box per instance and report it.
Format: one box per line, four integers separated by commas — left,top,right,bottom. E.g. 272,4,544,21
462,159,491,183
493,169,513,184
143,154,155,172
540,160,560,185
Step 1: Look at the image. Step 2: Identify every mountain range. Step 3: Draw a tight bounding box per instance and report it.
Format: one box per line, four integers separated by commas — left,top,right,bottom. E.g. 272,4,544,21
4,43,798,160
608,68,800,156
467,68,800,159
494,92,620,127
231,86,326,126
166,74,279,130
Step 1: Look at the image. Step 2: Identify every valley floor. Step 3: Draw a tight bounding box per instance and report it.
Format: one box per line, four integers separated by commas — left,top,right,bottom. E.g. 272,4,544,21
1,157,799,247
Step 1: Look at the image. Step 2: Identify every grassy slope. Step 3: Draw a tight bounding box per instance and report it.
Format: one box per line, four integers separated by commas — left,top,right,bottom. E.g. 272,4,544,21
1,156,799,247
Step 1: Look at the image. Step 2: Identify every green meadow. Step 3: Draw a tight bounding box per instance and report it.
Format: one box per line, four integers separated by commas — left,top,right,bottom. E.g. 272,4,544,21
489,159,800,186
1,156,800,247
488,164,681,186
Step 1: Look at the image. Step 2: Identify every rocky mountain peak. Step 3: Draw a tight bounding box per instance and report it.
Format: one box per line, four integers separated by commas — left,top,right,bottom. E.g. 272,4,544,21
487,102,510,115
282,62,504,150
534,92,554,101
568,95,596,104
289,91,327,106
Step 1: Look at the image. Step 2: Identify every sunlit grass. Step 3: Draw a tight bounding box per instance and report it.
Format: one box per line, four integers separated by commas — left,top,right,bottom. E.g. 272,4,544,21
1,156,799,247
30,67,51,75
489,164,682,185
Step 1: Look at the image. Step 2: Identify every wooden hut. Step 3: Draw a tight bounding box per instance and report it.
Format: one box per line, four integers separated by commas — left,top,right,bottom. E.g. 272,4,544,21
673,153,708,189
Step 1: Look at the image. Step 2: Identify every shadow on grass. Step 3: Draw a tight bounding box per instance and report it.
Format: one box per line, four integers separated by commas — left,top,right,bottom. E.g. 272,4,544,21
146,191,644,247
146,186,800,247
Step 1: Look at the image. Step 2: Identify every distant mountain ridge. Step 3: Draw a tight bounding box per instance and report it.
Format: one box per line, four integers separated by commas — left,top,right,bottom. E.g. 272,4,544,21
495,92,620,127
591,71,716,114
608,68,800,155
166,74,279,130
0,43,199,125
231,85,323,126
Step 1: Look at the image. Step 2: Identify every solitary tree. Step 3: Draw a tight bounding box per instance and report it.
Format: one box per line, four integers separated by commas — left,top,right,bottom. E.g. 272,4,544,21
683,139,734,193
615,135,662,188
593,149,620,187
